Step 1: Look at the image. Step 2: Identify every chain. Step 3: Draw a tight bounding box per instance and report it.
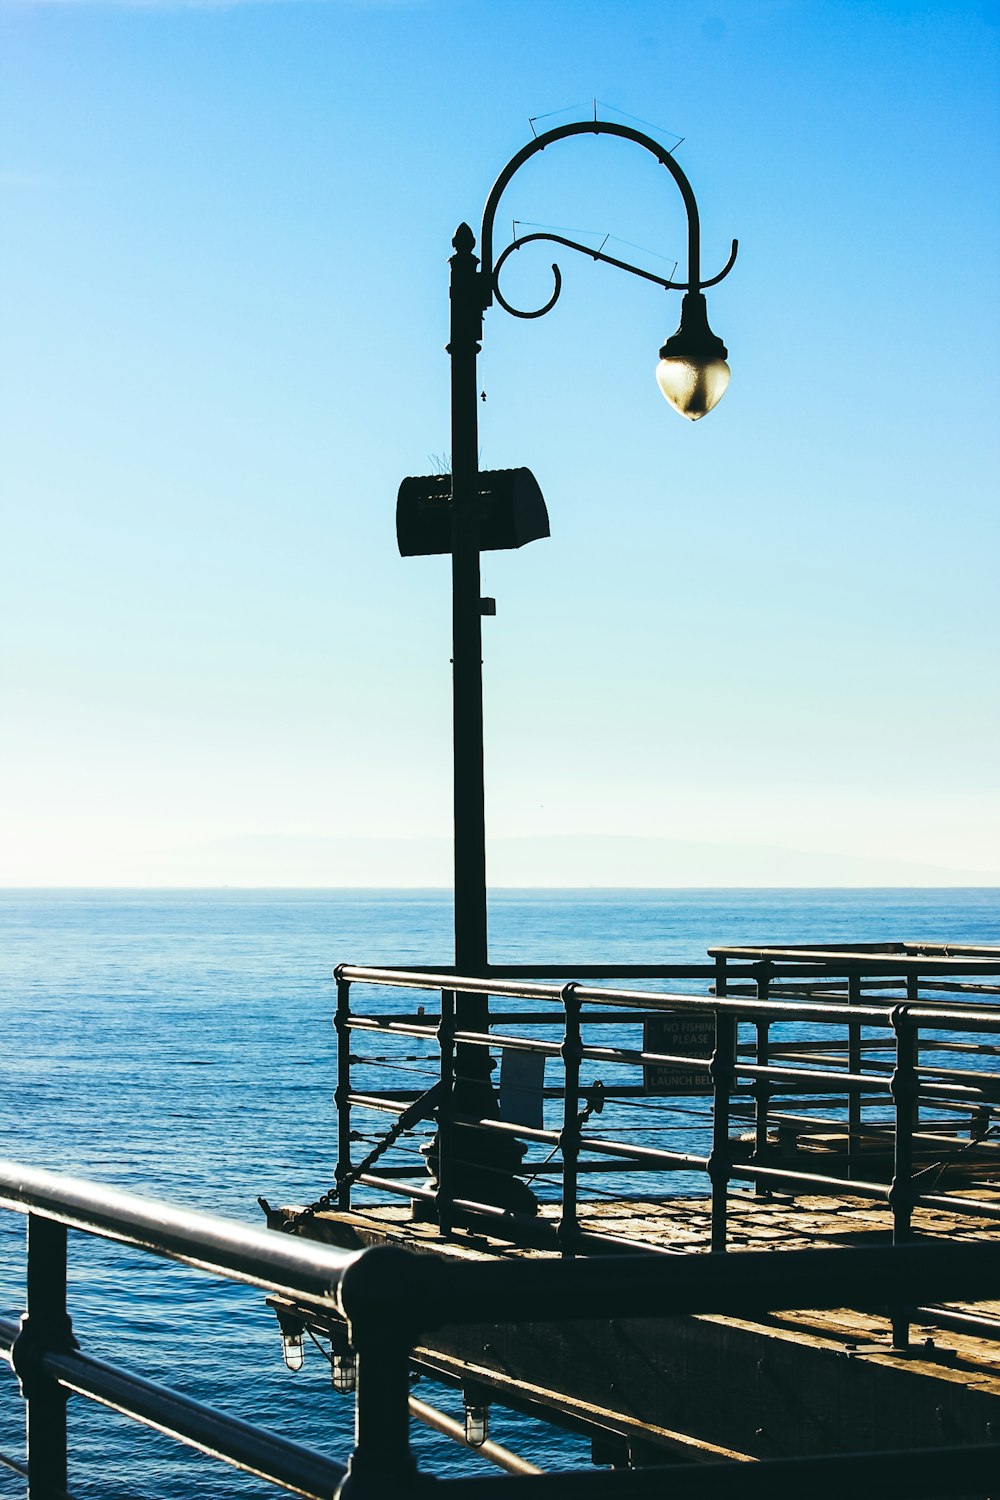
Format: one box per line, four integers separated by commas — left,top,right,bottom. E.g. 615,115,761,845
296,1077,605,1219
298,1081,443,1221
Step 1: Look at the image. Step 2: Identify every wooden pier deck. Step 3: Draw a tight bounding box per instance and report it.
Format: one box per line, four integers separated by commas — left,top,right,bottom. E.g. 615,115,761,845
272,1190,1000,1466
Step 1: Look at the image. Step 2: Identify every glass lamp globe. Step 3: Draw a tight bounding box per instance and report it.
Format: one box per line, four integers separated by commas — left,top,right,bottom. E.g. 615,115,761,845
656,354,730,421
464,1401,490,1448
280,1327,305,1372
657,291,729,421
331,1349,358,1394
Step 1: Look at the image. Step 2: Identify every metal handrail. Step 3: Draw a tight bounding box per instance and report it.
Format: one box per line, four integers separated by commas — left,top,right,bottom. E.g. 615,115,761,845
335,964,1000,1031
0,1160,364,1310
4,1162,1000,1496
0,1163,419,1496
6,1163,1000,1327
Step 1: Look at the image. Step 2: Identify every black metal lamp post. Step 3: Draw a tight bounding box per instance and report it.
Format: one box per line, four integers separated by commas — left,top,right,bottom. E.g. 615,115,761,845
401,121,737,1216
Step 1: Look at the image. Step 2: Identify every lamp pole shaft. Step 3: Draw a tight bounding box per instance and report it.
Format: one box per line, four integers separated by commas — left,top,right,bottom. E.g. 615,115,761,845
448,223,489,988
434,224,536,1219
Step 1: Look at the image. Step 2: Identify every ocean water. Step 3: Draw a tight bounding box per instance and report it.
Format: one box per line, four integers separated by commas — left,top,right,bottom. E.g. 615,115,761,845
0,887,997,1494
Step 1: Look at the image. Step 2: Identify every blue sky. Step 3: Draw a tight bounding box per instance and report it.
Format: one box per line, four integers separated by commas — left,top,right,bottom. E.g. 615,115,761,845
3,0,998,885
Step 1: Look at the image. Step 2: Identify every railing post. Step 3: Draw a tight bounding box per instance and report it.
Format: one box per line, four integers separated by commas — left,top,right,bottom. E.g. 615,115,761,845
338,1250,420,1499
714,954,727,1003
847,969,862,1179
335,973,353,1211
753,965,772,1198
709,1003,737,1254
889,1003,918,1351
558,983,582,1258
12,1214,76,1499
339,1328,417,1499
436,988,456,1235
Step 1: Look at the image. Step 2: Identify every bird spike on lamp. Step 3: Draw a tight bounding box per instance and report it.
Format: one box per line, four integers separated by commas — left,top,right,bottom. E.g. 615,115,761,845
656,290,730,421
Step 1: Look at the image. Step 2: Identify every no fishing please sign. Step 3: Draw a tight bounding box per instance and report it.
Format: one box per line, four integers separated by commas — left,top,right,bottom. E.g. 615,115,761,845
643,1012,715,1094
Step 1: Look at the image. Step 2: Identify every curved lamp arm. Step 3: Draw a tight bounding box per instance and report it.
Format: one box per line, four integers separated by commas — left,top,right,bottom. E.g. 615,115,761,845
479,120,737,313
492,229,689,320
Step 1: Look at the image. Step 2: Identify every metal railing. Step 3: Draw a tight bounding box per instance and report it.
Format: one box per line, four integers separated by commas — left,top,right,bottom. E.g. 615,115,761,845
0,1161,360,1497
3,1159,1000,1497
329,948,1000,1295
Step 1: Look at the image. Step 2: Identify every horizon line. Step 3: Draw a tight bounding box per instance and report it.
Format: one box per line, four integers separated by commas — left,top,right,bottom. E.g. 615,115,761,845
2,883,998,894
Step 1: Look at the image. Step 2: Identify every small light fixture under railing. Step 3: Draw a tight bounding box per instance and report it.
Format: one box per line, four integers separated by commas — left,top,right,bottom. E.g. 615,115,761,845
463,1384,490,1447
329,1323,358,1394
277,1311,305,1372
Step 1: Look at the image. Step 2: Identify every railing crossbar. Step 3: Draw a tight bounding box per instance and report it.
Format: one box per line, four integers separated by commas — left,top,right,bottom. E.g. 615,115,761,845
0,1316,346,1499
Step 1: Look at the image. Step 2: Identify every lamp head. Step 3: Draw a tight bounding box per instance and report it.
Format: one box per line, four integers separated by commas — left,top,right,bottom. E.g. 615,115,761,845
656,291,730,420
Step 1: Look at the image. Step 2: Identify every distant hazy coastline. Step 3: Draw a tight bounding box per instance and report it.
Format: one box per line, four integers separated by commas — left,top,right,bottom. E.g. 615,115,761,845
6,833,996,890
